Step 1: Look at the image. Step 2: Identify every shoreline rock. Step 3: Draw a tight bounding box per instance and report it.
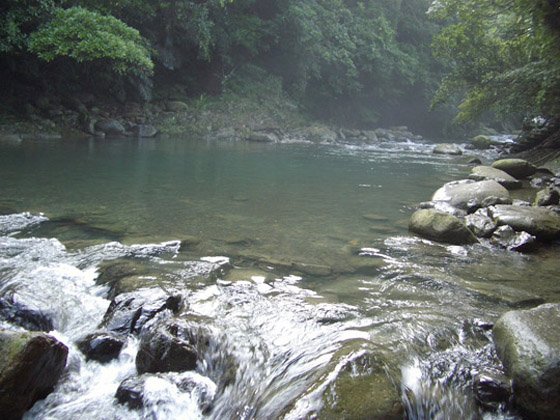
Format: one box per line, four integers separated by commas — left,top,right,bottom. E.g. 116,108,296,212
493,304,560,418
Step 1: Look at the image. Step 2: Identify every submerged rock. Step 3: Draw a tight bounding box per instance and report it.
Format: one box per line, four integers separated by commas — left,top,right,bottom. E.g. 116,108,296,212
488,204,560,240
491,159,537,179
432,180,511,212
0,330,68,419
433,143,462,155
469,166,522,190
409,209,478,245
493,304,560,418
76,332,125,363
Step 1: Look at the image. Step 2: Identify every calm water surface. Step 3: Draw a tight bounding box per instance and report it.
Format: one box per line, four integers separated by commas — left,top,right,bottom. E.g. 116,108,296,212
0,136,558,419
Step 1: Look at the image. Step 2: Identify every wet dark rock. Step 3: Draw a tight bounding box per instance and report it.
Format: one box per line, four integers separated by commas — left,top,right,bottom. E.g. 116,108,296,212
95,119,126,136
132,124,157,138
116,375,146,409
488,204,560,240
467,157,483,165
465,209,497,238
0,294,54,331
469,166,522,190
493,304,560,418
534,187,560,206
432,180,511,212
0,330,68,419
409,209,478,245
433,143,462,155
491,226,538,252
136,320,199,374
491,159,537,179
76,332,125,363
473,370,512,411
101,288,182,335
116,372,215,412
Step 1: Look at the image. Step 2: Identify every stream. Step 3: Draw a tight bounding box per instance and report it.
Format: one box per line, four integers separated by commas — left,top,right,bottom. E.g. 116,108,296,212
1,135,558,419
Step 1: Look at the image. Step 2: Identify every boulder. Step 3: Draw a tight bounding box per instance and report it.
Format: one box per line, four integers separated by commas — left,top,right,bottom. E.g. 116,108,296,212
132,124,157,138
534,187,560,206
491,226,537,252
465,209,497,238
470,135,498,150
469,166,522,190
101,288,182,335
245,131,278,143
409,209,478,245
136,320,198,374
432,180,512,212
76,332,125,363
433,143,463,155
164,101,188,112
95,119,126,136
0,330,68,419
488,205,560,240
491,159,537,179
493,304,560,418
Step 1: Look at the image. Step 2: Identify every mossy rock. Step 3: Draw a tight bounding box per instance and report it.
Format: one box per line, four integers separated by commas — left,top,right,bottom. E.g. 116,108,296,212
0,330,68,418
320,350,403,419
409,209,478,245
471,135,497,150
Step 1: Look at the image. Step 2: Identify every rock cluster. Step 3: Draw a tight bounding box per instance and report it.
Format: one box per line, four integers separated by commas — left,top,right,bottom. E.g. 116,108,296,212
409,158,560,250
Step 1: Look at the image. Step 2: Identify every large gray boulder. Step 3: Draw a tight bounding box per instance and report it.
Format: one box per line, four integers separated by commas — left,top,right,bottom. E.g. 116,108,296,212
432,180,512,211
493,304,560,418
433,143,462,155
470,166,522,190
409,209,478,245
0,330,68,419
492,159,537,179
488,205,560,240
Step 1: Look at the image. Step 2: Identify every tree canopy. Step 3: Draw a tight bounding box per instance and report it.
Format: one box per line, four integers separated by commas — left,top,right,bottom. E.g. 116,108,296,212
430,0,560,124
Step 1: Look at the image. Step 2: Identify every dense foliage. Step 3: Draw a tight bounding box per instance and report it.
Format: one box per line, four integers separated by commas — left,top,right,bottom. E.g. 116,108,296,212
0,0,446,129
430,0,560,124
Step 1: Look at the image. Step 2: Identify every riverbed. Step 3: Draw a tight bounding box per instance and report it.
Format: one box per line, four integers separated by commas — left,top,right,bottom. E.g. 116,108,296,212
1,136,558,418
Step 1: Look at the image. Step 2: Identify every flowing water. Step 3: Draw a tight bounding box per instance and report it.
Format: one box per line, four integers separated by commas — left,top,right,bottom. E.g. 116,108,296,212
0,136,558,419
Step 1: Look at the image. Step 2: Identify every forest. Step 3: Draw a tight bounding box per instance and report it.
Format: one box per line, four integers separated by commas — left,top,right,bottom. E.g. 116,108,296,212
1,0,559,135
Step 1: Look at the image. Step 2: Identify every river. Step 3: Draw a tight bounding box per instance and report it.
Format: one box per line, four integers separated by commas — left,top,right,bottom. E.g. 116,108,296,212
0,136,558,419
